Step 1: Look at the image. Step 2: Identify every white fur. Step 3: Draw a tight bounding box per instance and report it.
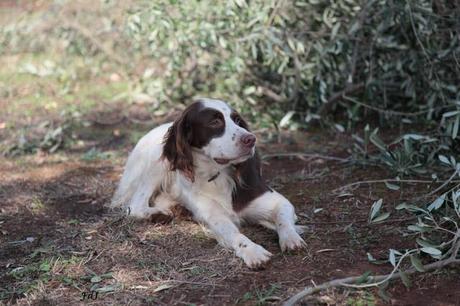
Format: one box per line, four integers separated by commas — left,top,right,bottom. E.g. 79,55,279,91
111,98,305,268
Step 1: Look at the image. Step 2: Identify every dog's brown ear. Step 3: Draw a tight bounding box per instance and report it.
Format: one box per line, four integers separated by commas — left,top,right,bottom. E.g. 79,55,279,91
162,111,195,182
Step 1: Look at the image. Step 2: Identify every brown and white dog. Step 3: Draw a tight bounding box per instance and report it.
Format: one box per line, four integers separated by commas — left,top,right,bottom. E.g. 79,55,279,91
111,98,305,268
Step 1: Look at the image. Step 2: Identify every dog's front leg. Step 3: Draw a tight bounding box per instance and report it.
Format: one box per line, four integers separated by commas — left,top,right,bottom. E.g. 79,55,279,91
210,217,273,268
187,197,272,268
241,191,306,252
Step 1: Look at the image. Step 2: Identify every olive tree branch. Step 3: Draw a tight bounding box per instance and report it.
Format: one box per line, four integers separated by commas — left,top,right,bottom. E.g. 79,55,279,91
284,230,460,306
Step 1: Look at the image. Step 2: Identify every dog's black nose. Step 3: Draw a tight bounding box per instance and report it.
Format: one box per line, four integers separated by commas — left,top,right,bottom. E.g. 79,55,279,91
240,134,256,148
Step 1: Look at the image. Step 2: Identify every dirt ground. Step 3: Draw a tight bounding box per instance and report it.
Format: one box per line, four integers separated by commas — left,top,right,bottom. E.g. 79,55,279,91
1,113,459,306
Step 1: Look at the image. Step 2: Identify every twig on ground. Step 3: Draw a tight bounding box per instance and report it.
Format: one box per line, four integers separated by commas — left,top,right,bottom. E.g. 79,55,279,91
297,216,415,225
284,249,460,306
334,178,460,193
341,251,415,289
419,169,459,199
261,152,349,162
334,178,436,192
449,230,460,259
166,280,223,287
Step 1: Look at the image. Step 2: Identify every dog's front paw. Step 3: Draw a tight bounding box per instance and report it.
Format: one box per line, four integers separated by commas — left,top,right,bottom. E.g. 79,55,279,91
279,228,306,252
128,207,158,219
236,241,272,269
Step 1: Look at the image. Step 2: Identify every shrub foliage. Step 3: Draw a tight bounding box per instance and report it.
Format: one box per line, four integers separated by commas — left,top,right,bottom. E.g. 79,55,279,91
125,0,460,129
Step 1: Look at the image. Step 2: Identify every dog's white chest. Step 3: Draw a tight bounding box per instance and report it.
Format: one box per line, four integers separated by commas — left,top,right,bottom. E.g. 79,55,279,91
174,171,239,222
200,176,234,211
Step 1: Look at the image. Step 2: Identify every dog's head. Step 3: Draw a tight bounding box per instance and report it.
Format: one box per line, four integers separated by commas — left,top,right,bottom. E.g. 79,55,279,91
162,98,256,181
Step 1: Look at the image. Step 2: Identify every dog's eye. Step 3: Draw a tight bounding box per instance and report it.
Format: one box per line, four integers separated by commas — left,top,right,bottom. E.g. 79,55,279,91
231,112,243,126
209,118,223,127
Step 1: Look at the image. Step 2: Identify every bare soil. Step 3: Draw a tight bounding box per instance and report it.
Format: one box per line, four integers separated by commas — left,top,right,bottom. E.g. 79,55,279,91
1,119,459,306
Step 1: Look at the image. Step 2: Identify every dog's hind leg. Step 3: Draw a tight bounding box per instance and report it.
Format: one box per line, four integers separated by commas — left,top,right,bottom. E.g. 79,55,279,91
111,133,168,219
126,178,159,219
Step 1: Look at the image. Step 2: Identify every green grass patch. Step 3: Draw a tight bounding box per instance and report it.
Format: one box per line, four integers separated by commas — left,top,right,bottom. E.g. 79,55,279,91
1,52,130,120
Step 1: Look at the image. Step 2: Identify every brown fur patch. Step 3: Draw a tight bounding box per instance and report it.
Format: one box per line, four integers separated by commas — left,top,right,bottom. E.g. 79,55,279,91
162,101,226,182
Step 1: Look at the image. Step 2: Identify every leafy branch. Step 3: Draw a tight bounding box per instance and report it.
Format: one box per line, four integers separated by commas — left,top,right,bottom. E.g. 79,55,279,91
284,230,460,306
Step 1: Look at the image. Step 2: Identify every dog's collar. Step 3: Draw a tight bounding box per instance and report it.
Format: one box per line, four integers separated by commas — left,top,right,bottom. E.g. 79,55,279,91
208,172,220,182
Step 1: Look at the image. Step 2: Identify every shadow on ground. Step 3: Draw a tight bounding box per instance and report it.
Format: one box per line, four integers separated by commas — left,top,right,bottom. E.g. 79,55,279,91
1,130,459,305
